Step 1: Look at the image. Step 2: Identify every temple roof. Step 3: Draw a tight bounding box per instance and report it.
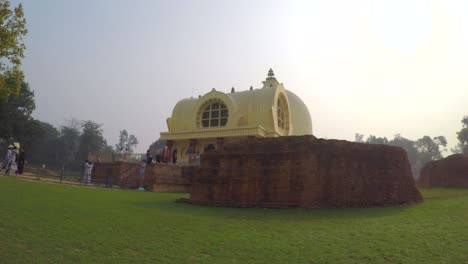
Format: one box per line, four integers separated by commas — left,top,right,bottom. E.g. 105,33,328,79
163,70,312,138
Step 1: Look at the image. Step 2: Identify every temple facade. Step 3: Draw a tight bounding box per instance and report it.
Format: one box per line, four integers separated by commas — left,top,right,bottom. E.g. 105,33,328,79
160,69,313,163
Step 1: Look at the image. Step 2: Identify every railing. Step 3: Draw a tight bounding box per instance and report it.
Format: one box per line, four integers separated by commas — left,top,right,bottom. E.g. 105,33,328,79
88,153,146,163
88,153,201,165
3,164,118,188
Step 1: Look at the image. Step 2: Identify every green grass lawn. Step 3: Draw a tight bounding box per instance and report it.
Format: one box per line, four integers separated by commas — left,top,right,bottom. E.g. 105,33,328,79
0,177,467,264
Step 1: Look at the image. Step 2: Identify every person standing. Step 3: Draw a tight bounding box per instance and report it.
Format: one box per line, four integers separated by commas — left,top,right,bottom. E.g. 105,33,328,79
155,147,162,163
138,160,146,191
87,161,93,184
16,148,26,175
172,148,178,164
5,146,18,175
161,146,169,163
83,160,91,183
146,149,153,164
2,145,12,171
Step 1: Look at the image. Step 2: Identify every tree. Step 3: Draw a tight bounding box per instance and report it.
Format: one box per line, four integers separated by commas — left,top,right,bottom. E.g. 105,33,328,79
354,133,364,143
389,134,418,165
455,115,468,154
115,130,138,154
76,120,107,162
365,135,388,145
415,135,447,163
0,0,28,98
148,138,166,154
0,81,40,146
358,133,446,178
0,81,35,140
28,121,61,167
58,119,81,168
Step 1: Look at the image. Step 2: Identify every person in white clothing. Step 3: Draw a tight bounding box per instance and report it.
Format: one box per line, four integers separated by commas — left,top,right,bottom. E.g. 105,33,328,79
5,146,18,175
2,145,12,170
83,160,92,183
87,162,93,183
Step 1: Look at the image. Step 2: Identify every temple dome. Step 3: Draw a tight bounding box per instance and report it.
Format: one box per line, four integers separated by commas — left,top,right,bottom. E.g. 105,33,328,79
163,69,312,141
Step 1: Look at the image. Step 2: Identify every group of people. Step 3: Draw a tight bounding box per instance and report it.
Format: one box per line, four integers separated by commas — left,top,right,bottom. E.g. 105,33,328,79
145,147,178,164
82,160,93,184
2,143,26,176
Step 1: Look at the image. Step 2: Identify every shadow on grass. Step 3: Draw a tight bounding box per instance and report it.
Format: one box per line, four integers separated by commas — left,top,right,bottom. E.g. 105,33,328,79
129,197,418,222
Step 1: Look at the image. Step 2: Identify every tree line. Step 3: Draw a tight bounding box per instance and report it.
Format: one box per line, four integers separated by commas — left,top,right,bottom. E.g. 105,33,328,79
0,80,140,170
355,117,468,177
0,74,140,170
0,1,142,170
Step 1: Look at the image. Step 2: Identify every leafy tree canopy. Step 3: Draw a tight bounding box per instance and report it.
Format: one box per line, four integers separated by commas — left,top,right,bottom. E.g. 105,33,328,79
115,130,138,154
0,81,39,145
365,135,389,145
415,135,447,163
76,120,107,162
0,0,27,98
455,115,468,154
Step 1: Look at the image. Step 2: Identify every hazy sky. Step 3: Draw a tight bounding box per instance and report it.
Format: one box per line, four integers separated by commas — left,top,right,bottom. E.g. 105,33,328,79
16,0,468,153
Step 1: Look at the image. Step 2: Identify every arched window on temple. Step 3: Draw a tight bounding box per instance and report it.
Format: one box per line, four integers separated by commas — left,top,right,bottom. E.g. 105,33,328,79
277,93,289,133
199,99,229,128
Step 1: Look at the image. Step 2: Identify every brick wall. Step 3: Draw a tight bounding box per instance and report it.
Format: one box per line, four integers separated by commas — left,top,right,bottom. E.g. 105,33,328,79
143,164,196,192
93,161,140,188
186,135,422,208
418,154,468,188
93,162,196,191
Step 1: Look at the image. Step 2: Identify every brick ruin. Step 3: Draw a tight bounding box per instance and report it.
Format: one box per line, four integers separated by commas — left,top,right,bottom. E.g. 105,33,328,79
418,154,468,188
181,136,423,208
143,164,196,192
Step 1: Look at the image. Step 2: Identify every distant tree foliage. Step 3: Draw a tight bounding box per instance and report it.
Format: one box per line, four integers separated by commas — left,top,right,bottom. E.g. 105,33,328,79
0,81,41,147
455,116,468,154
389,134,419,166
76,120,107,162
0,0,28,98
354,133,364,143
365,135,389,145
58,120,81,168
356,133,447,178
415,135,447,163
115,130,139,154
148,139,166,154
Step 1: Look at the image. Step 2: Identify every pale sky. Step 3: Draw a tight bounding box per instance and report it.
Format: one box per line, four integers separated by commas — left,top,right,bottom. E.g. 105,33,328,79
17,0,468,153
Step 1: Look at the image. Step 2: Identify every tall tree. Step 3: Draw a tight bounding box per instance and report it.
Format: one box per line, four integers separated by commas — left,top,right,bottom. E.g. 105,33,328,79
115,130,138,154
28,121,61,167
455,115,468,154
0,0,28,98
365,135,389,145
415,135,447,163
76,120,107,161
59,119,81,169
360,133,446,178
0,81,39,145
148,138,166,154
354,133,364,143
388,134,418,166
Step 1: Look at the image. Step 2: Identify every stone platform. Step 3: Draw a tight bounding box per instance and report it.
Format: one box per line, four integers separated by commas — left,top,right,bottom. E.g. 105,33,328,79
181,136,422,208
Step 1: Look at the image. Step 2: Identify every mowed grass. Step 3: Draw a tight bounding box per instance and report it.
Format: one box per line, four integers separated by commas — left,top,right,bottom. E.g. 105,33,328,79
0,177,467,264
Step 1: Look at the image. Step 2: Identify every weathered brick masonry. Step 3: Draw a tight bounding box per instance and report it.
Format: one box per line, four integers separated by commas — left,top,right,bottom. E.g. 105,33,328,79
143,164,195,192
184,136,422,208
92,161,140,187
93,162,195,191
418,154,468,188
